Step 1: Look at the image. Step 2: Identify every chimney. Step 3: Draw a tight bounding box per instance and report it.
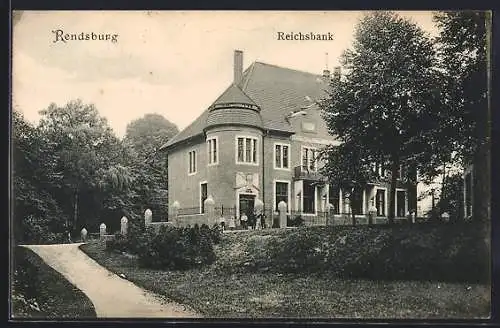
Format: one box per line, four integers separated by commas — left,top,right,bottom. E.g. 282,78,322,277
234,50,243,84
333,66,341,80
322,69,330,79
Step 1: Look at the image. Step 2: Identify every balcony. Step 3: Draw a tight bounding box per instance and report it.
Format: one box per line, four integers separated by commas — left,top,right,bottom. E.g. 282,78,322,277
294,165,326,181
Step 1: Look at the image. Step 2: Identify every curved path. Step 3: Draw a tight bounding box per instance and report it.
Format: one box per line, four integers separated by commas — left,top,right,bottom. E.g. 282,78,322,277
22,243,201,318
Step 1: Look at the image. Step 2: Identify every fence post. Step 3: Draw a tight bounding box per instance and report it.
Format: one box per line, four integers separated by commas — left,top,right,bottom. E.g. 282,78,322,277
144,209,152,227
205,195,215,227
171,201,180,227
80,227,88,242
278,201,287,228
99,223,106,240
254,198,264,229
326,203,333,226
121,216,128,236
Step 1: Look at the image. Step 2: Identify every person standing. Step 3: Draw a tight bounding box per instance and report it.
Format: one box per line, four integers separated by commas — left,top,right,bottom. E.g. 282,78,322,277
261,213,266,229
240,212,248,230
219,215,226,231
255,213,262,230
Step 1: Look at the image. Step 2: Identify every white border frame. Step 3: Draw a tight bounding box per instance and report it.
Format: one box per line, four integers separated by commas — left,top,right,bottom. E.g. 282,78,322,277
273,142,291,171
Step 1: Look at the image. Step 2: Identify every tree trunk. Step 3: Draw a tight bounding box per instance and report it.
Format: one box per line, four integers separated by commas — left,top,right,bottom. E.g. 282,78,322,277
388,154,399,224
73,189,79,230
351,204,357,226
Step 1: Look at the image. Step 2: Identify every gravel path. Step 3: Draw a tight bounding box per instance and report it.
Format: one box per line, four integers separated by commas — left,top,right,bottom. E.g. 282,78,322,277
22,243,201,318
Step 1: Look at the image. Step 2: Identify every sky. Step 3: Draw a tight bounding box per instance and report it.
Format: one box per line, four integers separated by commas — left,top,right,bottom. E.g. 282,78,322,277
13,11,439,138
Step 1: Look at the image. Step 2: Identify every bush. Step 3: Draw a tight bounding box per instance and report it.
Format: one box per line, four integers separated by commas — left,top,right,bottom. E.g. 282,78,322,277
105,233,129,253
19,215,67,245
230,223,490,283
112,224,218,270
287,215,304,227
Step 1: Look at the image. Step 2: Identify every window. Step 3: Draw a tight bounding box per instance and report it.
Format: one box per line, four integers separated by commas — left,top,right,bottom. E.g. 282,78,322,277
200,183,207,213
372,161,388,178
396,190,406,217
398,164,405,180
465,169,473,218
328,185,340,214
236,137,258,164
274,144,290,169
303,181,316,214
207,138,218,165
351,188,364,215
376,189,386,216
188,150,197,174
302,147,317,171
275,181,289,212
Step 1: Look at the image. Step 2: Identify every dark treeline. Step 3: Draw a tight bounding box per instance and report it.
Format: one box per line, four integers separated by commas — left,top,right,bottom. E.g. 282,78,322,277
13,100,179,243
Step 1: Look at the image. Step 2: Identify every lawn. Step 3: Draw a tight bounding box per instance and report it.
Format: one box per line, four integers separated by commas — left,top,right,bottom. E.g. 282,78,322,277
80,225,491,319
11,246,97,319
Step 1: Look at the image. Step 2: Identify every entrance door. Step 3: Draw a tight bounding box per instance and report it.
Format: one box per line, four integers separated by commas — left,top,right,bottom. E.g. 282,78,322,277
239,194,255,218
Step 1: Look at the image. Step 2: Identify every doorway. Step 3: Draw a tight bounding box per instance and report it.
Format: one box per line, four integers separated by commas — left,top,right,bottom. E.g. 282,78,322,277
239,194,255,218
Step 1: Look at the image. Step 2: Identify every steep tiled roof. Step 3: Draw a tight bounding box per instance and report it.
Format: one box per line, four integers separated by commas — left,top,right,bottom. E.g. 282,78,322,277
211,83,258,108
161,61,330,150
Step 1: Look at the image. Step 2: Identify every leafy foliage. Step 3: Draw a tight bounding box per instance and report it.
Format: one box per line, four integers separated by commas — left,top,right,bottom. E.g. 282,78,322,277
12,100,178,244
433,11,489,166
321,12,441,220
106,224,220,270
217,224,489,283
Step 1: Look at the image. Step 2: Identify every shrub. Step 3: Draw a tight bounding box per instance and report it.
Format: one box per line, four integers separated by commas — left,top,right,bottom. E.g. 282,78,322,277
105,233,129,253
130,225,216,270
287,215,304,227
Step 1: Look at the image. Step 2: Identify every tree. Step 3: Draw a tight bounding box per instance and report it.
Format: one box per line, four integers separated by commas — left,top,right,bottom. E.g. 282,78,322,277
320,141,372,225
37,100,135,232
124,113,179,159
320,11,442,223
433,11,489,165
124,114,179,220
12,110,67,243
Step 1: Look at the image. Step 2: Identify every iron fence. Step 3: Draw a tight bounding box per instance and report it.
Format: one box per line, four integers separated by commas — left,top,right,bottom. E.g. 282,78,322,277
177,207,202,216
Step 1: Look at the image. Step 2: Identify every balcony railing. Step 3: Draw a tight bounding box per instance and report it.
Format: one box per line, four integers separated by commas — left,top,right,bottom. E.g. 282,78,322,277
293,165,325,181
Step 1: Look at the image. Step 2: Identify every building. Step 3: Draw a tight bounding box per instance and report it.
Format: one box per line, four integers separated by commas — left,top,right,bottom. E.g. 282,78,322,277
160,50,417,226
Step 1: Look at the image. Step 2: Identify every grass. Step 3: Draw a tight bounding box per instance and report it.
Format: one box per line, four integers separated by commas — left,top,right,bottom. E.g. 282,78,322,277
80,225,491,319
11,246,97,319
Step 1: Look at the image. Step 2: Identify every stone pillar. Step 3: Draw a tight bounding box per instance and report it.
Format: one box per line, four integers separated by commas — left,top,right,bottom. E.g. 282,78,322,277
144,209,152,227
99,223,106,240
171,201,180,227
368,199,377,225
121,216,128,236
254,198,264,215
204,195,215,226
80,227,88,242
278,201,287,228
326,203,334,226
